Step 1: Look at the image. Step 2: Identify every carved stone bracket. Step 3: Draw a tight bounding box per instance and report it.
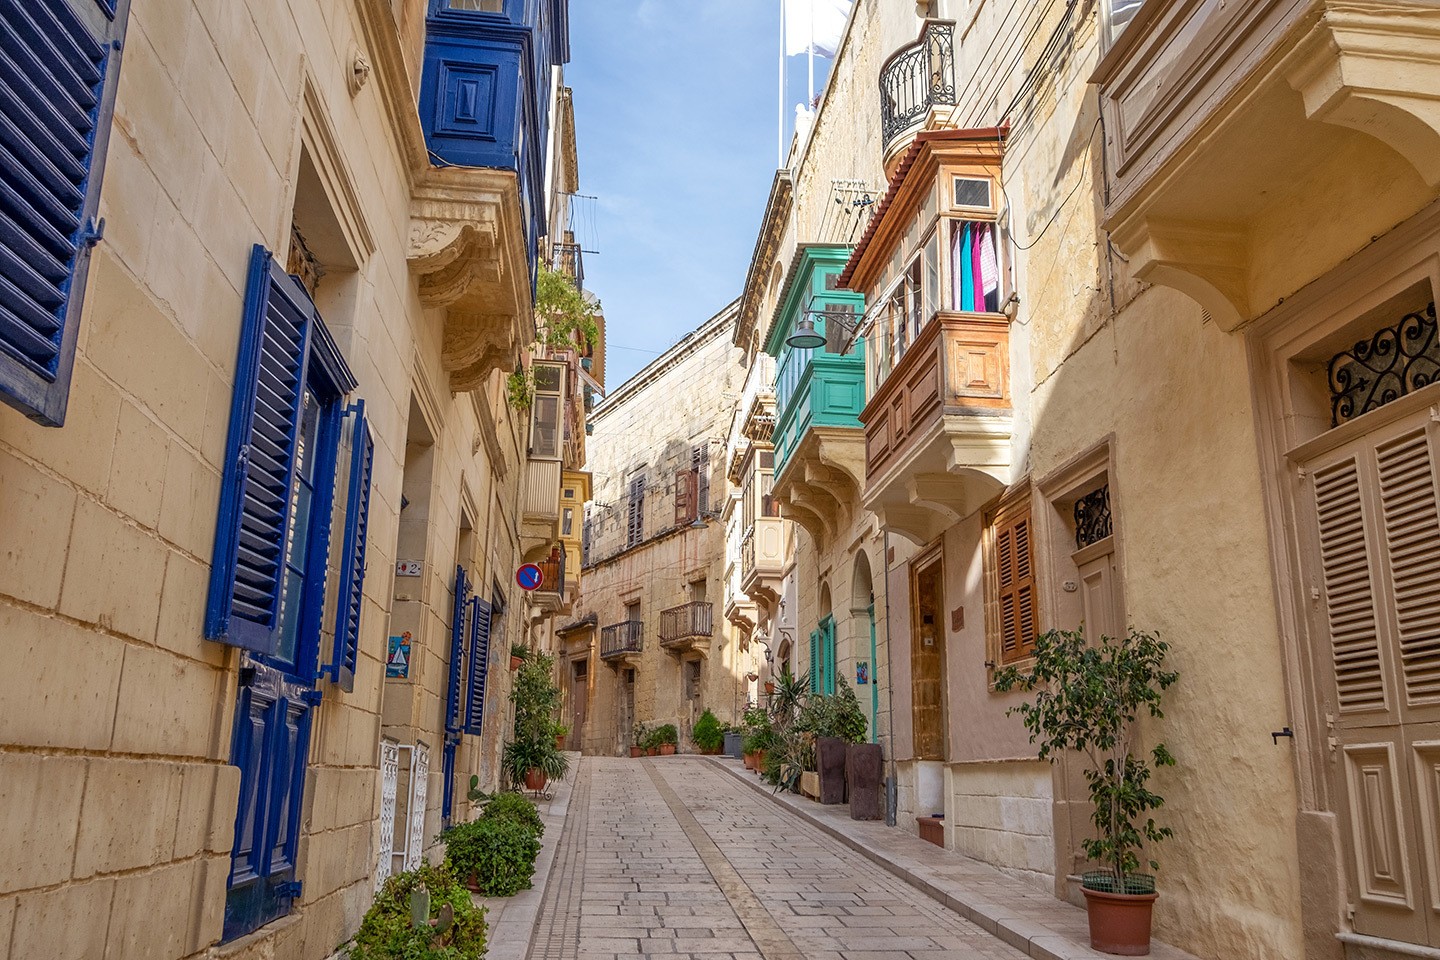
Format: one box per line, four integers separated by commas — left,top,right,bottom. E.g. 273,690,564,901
1288,1,1440,188
1109,216,1252,332
408,166,533,393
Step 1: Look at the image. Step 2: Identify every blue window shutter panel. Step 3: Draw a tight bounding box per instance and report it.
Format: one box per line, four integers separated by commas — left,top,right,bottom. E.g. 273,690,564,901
206,246,315,653
463,597,492,736
326,401,373,692
0,0,130,426
445,565,470,733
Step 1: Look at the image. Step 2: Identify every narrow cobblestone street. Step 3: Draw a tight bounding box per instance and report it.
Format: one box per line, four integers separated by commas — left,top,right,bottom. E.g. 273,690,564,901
530,758,1029,960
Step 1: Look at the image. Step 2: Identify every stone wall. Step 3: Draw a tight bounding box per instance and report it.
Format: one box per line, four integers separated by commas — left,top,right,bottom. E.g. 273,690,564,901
0,0,546,956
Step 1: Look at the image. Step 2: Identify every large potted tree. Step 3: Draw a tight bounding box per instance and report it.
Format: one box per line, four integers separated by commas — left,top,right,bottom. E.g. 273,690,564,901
995,628,1179,957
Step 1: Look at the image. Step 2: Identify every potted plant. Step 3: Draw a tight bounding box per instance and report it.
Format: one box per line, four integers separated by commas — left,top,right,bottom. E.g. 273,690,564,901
509,642,527,671
440,815,540,896
553,722,569,750
798,680,868,805
741,707,773,770
629,723,648,758
504,654,570,792
654,723,679,756
691,709,724,755
995,628,1178,957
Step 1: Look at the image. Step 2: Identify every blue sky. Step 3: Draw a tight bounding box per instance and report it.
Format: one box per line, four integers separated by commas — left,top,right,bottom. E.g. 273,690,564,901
567,1,834,388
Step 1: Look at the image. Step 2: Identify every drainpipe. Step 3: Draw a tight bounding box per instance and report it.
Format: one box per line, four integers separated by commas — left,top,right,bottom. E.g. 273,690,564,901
882,529,898,827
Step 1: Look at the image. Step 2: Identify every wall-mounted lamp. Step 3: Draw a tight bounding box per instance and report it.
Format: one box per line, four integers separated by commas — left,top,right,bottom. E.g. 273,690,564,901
785,307,861,355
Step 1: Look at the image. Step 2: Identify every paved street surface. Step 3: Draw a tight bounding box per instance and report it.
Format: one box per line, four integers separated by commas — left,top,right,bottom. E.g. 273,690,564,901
529,757,1031,960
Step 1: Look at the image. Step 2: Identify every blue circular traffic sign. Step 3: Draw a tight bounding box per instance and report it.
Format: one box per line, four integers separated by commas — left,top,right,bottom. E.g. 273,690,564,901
516,563,544,591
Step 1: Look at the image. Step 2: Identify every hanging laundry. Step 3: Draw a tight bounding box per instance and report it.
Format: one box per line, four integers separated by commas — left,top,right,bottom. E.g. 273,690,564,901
977,223,1000,312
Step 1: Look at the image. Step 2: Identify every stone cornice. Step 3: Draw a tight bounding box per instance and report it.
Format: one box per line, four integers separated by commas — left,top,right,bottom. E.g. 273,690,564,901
592,300,740,418
735,172,794,348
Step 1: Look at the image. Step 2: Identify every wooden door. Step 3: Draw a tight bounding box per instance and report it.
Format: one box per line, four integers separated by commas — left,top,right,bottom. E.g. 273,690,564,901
911,554,947,760
1303,410,1440,948
570,658,588,749
619,668,635,751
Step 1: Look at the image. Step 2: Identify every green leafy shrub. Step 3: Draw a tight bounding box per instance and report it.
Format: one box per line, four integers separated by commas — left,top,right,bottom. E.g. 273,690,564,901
740,707,775,754
503,653,569,787
442,817,541,897
652,723,678,746
479,791,544,838
691,709,723,752
798,680,869,743
349,863,487,960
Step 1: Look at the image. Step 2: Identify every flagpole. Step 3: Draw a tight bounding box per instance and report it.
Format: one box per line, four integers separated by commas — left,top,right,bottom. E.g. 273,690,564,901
807,0,815,110
778,2,785,167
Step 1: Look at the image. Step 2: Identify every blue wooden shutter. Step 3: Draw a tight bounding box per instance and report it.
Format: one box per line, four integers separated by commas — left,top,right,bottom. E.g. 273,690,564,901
0,0,129,426
463,597,492,736
205,246,315,653
445,565,470,733
325,401,373,692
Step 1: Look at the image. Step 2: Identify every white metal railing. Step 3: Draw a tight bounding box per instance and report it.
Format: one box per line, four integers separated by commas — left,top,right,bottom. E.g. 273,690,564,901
375,739,400,891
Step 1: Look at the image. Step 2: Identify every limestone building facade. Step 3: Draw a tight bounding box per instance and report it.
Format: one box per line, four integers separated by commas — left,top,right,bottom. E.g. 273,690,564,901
0,0,589,956
564,303,755,755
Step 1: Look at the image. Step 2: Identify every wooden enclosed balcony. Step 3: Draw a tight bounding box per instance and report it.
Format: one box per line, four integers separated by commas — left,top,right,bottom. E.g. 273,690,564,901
740,517,787,604
859,312,1012,544
658,602,714,658
1096,0,1440,331
600,620,643,666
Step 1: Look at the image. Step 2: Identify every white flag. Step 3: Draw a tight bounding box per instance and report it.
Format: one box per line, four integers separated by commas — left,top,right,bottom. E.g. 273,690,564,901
783,0,851,58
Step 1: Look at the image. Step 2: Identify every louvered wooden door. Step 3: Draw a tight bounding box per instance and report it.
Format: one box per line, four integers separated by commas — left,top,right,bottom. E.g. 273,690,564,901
911,556,947,761
1304,410,1440,948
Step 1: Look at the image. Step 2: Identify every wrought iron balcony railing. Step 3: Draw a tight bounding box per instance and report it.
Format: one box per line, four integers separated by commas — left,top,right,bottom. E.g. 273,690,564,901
659,602,714,646
600,620,643,659
550,240,584,289
880,20,957,149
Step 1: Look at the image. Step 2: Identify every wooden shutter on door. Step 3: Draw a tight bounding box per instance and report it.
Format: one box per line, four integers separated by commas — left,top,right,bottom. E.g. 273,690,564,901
1376,430,1440,704
994,499,1038,664
627,477,645,546
1313,457,1388,713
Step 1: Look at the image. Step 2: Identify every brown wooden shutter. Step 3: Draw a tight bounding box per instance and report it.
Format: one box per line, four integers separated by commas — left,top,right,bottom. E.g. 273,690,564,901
674,469,696,525
994,499,1038,664
627,477,645,547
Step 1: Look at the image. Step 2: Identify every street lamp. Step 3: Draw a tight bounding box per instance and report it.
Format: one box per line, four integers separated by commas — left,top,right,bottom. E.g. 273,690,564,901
785,307,860,354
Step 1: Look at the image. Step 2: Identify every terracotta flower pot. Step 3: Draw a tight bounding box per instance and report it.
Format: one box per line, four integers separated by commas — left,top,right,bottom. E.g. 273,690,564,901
629,746,644,758
763,681,776,695
1082,886,1158,956
755,750,767,772
555,735,566,750
524,768,547,792
647,747,658,756
510,656,523,671
659,743,676,756
743,752,757,770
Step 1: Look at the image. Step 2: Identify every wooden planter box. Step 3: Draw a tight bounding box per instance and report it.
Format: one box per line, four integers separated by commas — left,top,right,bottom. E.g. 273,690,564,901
917,815,945,847
800,771,821,800
846,743,883,821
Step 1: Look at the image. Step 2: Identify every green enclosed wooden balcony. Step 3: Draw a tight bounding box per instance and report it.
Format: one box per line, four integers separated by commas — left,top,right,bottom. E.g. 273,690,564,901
764,244,868,546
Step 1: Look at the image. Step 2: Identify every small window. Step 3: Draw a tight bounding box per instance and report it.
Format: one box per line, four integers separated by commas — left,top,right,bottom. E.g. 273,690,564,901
562,507,574,537
528,361,565,459
1106,0,1145,44
563,488,575,499
446,0,502,11
954,177,993,210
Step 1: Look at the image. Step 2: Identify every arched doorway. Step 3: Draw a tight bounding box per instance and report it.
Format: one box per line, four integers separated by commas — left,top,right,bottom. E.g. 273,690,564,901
851,551,878,742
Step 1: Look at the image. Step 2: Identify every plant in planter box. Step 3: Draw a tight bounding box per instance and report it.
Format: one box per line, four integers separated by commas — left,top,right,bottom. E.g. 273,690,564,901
441,817,540,897
994,628,1178,957
691,709,724,754
478,791,544,838
630,722,650,757
741,707,775,770
553,722,570,750
509,642,528,670
797,680,869,804
349,863,487,959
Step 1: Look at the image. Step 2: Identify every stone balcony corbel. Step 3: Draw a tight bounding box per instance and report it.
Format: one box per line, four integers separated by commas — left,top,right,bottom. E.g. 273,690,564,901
408,166,534,393
1287,1,1440,188
1108,217,1251,332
